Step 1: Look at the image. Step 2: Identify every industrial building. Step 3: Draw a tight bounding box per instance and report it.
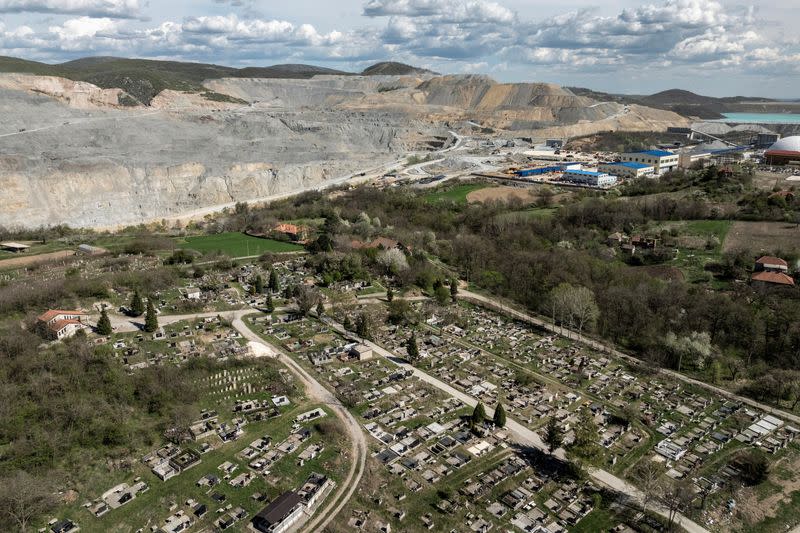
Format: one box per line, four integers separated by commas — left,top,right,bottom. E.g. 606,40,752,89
765,136,800,165
756,133,780,148
620,149,679,174
599,162,655,179
561,169,617,188
514,163,581,177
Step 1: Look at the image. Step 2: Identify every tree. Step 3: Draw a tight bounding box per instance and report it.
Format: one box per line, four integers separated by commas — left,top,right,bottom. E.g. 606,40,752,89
343,315,354,331
736,451,770,486
664,331,712,372
493,403,506,428
294,286,321,316
387,298,418,325
658,479,694,531
450,278,459,302
96,308,112,336
548,283,599,338
472,402,486,426
265,293,275,313
569,409,600,462
631,461,665,514
254,274,264,294
144,298,158,333
0,471,55,533
316,301,325,317
130,289,144,317
268,269,280,292
434,285,451,306
406,333,420,362
377,248,409,274
355,313,372,340
543,417,563,453
386,286,394,302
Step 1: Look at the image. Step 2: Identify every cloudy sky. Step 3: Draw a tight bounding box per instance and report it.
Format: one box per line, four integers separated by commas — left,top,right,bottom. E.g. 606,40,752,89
0,0,798,97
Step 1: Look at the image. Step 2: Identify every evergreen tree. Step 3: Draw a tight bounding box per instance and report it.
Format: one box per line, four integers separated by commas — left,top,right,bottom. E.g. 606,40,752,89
493,403,506,428
570,409,601,461
544,417,564,453
144,298,159,333
450,278,459,302
96,308,112,336
130,289,144,317
254,274,264,294
434,285,450,306
268,269,280,292
265,293,275,313
406,333,419,362
316,301,325,317
472,402,486,426
386,287,394,302
355,313,372,340
343,315,354,331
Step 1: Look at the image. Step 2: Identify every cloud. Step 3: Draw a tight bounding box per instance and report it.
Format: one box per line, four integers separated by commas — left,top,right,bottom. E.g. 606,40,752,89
0,0,143,19
364,0,514,24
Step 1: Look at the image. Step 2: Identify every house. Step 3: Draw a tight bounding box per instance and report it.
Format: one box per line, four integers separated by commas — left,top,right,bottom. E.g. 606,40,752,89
252,492,305,533
751,271,795,288
272,224,309,242
36,310,89,340
754,256,789,273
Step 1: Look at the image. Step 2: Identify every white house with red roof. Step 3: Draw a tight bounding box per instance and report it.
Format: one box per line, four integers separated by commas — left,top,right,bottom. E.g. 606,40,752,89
36,309,89,340
755,256,789,273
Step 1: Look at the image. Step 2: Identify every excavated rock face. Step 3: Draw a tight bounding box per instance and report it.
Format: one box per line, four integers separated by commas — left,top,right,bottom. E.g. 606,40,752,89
0,72,688,228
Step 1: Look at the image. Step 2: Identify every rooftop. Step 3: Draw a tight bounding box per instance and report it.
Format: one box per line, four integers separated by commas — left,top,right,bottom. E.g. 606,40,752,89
37,309,88,323
752,271,795,286
563,169,609,177
254,491,303,527
606,162,653,169
756,256,789,267
630,149,675,157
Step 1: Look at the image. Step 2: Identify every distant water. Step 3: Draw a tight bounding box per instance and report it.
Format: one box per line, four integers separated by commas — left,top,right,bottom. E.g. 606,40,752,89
713,113,800,124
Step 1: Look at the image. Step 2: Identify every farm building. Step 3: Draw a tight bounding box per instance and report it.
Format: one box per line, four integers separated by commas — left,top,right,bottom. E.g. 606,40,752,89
599,162,655,179
751,271,795,288
620,149,679,174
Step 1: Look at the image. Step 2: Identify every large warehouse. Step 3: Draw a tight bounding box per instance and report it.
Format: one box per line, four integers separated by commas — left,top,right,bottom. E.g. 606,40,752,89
765,136,800,165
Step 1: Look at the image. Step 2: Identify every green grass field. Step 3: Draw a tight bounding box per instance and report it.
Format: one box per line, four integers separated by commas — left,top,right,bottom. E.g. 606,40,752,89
424,184,488,205
178,233,303,257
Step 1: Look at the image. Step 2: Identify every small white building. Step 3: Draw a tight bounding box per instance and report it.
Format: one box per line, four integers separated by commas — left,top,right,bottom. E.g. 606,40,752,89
620,149,679,174
599,161,655,179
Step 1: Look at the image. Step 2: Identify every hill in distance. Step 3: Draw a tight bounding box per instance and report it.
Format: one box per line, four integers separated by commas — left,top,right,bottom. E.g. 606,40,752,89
569,86,787,119
0,56,426,105
361,61,438,76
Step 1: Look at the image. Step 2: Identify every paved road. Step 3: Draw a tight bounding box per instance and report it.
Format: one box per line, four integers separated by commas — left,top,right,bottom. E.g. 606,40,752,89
320,314,708,533
458,289,800,427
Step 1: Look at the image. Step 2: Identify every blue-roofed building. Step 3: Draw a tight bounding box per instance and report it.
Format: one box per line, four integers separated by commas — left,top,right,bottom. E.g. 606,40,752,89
620,149,679,174
561,169,617,188
599,161,656,179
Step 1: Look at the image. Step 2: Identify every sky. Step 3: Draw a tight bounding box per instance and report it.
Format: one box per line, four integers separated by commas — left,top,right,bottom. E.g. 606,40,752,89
0,0,798,98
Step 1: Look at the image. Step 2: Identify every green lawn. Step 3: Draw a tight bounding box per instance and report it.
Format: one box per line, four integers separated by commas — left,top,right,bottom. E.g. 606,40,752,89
178,233,303,257
424,184,488,205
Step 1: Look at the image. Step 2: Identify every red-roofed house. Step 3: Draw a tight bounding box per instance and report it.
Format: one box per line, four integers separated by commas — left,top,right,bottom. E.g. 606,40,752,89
36,310,89,340
272,224,309,242
751,271,795,288
755,256,789,273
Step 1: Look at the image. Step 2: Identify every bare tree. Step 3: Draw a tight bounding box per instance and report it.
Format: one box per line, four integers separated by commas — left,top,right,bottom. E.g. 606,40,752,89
0,471,55,532
548,283,599,339
631,460,664,514
657,478,695,531
294,286,321,317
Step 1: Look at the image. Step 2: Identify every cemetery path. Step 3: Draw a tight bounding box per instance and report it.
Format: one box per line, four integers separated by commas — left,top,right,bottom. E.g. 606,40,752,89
459,289,800,427
231,313,368,533
321,315,709,533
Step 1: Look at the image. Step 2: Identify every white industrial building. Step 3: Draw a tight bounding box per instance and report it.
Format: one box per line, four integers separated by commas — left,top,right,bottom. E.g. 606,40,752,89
599,162,655,179
561,169,617,188
620,150,679,174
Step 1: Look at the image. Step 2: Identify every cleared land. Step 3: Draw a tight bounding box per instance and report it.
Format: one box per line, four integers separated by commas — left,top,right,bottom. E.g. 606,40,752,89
178,233,303,256
0,249,75,269
466,185,539,203
424,183,489,204
723,221,800,254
